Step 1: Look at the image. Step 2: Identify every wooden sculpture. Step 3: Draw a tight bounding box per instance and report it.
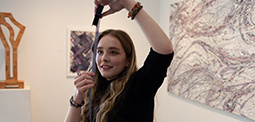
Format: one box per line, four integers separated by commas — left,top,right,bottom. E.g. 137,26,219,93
0,12,25,89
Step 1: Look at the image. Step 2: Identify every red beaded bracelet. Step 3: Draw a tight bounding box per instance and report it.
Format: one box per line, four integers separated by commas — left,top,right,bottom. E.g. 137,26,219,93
128,2,143,20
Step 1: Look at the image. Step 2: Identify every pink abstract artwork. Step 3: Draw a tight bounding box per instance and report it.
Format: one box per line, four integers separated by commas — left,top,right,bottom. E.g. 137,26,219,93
168,0,255,120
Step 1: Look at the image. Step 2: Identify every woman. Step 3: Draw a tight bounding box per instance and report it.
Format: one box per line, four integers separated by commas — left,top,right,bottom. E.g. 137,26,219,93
65,0,174,121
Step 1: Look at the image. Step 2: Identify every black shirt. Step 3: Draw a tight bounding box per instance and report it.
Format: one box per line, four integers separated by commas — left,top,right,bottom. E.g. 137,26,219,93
108,48,174,122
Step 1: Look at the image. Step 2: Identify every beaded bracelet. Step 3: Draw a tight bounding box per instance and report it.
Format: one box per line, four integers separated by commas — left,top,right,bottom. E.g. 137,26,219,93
128,2,143,20
69,96,85,108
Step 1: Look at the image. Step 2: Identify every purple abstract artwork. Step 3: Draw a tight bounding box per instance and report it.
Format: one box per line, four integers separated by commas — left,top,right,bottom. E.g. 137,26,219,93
69,31,94,74
167,0,255,120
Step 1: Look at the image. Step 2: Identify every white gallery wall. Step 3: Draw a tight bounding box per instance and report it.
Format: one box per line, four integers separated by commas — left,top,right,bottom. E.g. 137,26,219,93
0,0,254,122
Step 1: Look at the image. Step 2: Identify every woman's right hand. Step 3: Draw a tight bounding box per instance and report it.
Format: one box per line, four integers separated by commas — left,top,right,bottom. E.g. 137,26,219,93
73,71,95,104
94,0,135,18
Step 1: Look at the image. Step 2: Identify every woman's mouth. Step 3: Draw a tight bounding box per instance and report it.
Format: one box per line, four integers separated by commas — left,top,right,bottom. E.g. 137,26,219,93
101,65,113,70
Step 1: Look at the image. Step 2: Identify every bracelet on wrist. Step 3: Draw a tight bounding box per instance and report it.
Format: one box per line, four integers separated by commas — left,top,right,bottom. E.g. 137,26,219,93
128,2,143,20
69,96,85,108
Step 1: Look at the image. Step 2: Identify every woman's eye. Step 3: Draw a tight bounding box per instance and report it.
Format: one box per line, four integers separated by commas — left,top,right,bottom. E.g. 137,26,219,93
111,51,118,55
97,50,103,54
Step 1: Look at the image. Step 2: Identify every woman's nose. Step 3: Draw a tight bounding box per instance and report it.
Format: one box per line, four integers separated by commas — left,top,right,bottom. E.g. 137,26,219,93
101,54,109,62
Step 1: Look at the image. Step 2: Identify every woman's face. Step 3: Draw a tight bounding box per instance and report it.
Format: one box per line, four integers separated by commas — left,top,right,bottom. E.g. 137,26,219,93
96,35,130,81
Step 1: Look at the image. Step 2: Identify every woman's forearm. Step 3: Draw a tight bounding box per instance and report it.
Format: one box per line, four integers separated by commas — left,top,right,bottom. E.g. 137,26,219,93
64,106,82,122
125,0,174,54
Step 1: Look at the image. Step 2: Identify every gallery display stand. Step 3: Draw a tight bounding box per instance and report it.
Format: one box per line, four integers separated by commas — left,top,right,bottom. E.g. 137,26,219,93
0,86,31,122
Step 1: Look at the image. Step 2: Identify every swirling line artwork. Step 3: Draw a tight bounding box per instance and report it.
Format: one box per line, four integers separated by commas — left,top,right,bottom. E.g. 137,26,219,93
167,0,255,120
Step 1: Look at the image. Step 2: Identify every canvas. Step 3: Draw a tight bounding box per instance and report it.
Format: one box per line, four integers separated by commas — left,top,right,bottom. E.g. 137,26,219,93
168,0,255,120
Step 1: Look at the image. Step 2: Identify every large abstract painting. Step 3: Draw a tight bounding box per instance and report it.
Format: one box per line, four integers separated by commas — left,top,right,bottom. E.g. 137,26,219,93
167,0,255,120
67,28,95,77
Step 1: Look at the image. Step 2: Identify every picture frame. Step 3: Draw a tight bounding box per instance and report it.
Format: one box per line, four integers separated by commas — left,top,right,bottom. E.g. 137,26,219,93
66,27,95,77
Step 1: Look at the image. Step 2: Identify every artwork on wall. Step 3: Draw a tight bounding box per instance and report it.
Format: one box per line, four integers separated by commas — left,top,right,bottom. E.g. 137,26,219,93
67,27,95,77
167,0,255,120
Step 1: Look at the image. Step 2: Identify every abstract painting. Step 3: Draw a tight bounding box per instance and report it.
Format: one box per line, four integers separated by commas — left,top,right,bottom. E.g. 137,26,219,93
167,0,255,120
67,28,95,77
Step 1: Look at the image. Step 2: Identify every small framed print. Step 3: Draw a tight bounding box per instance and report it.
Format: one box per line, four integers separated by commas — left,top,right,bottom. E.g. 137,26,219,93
67,27,95,77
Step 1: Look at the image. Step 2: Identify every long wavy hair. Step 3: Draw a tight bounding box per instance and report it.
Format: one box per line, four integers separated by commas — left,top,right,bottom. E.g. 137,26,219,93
81,29,137,122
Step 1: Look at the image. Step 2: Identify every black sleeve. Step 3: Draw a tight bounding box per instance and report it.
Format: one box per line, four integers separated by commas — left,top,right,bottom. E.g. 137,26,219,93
136,48,174,93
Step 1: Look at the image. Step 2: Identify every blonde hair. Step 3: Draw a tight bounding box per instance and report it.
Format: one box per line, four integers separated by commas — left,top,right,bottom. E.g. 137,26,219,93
81,29,137,122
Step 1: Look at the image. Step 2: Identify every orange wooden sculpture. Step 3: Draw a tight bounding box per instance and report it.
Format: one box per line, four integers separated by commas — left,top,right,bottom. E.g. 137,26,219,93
0,12,25,89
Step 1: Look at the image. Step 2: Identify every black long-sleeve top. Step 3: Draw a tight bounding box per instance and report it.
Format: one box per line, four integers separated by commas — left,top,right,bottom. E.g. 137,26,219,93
108,48,174,122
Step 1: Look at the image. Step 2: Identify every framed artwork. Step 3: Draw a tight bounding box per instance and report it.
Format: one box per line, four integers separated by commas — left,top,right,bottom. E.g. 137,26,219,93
167,0,255,120
67,27,95,77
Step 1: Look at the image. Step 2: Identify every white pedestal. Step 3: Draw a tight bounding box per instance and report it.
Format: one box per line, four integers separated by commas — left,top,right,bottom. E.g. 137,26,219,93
0,86,31,122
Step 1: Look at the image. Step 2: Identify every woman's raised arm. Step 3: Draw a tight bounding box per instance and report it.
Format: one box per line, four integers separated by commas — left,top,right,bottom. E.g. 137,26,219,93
95,0,173,54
